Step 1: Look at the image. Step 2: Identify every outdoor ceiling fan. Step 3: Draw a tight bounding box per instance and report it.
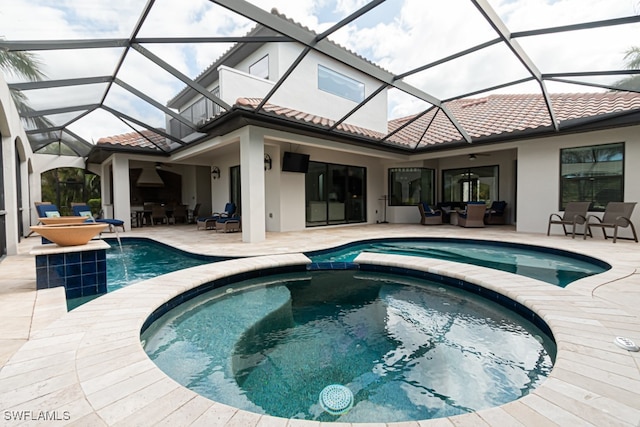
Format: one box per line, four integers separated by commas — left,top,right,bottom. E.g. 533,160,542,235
155,162,172,169
468,153,490,161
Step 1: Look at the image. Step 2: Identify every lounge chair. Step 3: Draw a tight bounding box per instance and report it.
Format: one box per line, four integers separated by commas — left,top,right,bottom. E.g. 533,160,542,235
584,201,638,243
35,202,60,219
215,215,241,233
547,201,590,238
71,204,125,232
484,201,507,225
196,202,236,230
417,202,442,225
458,202,486,228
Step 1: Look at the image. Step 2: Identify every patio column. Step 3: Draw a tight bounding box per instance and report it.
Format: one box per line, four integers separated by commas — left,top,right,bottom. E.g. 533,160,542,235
103,155,131,231
112,155,131,231
240,127,266,243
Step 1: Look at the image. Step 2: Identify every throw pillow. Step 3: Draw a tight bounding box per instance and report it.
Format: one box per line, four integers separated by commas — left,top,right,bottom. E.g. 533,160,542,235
45,211,60,218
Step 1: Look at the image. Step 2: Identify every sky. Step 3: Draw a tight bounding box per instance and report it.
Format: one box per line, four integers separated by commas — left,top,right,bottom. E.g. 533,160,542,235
0,0,638,144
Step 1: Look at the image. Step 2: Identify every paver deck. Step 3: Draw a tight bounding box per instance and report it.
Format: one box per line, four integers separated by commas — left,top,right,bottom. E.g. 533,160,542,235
0,223,639,426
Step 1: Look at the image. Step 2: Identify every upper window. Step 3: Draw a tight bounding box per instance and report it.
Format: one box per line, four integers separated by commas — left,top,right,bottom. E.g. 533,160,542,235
560,142,624,211
249,55,269,79
388,168,434,206
318,65,365,103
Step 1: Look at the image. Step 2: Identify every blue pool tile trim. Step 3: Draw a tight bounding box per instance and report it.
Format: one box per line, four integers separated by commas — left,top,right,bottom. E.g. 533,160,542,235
140,264,307,334
35,248,107,300
358,262,555,342
307,262,359,270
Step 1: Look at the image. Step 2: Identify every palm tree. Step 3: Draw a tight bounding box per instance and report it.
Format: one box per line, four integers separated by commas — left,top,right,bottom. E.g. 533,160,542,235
612,47,640,92
0,47,53,129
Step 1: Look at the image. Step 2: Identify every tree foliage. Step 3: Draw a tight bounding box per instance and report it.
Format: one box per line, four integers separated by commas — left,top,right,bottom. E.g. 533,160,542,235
0,46,53,128
614,46,640,91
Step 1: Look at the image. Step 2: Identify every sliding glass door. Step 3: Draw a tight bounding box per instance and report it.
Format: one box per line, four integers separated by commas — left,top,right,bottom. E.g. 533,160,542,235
305,161,366,226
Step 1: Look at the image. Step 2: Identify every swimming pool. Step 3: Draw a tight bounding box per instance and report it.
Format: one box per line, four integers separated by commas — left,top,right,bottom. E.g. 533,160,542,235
306,238,609,287
68,236,608,310
141,269,556,423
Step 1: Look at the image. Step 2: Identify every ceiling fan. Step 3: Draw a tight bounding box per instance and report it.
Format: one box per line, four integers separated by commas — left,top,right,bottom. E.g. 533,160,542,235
468,153,490,161
155,162,173,169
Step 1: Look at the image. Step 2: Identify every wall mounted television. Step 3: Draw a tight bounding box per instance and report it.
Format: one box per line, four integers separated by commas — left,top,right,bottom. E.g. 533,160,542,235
282,152,310,173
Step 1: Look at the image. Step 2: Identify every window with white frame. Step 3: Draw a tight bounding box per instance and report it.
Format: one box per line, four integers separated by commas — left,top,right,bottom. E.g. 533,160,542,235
317,65,365,103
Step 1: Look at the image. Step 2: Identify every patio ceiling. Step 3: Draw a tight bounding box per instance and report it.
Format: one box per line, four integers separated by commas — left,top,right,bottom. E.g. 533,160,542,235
1,0,639,158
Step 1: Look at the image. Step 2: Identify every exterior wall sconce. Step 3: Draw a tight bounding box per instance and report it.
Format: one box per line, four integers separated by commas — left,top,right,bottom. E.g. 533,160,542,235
211,166,220,179
264,154,272,170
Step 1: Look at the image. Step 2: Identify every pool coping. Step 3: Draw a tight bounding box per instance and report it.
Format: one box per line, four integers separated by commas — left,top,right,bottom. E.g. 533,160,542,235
1,250,639,426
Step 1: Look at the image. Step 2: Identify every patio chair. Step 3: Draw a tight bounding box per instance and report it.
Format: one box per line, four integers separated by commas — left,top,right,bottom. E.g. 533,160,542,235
191,203,201,224
584,202,637,243
457,202,486,228
547,201,590,238
484,201,507,225
150,204,169,225
196,202,236,230
170,204,188,224
417,202,442,225
71,203,126,232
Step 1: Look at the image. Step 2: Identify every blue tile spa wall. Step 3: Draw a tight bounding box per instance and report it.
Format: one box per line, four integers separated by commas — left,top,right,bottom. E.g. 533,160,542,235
35,248,107,299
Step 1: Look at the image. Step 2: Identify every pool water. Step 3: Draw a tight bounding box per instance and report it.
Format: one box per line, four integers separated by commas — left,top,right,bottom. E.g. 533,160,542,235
307,239,609,287
66,239,223,309
68,237,608,310
142,270,556,423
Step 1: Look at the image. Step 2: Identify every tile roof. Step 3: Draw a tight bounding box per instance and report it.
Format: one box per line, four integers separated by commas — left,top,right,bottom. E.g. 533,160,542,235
237,92,640,149
98,92,640,152
390,92,640,148
96,129,170,151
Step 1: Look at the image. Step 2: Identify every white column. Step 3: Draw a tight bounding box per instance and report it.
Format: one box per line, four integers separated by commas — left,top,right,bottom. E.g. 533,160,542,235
111,155,131,231
240,127,266,243
1,134,18,255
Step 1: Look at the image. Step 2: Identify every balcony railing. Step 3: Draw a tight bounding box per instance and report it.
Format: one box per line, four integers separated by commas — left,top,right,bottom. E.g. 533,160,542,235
168,87,222,140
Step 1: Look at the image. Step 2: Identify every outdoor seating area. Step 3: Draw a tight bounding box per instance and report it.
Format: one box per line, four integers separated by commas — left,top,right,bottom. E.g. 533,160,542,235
547,201,638,243
130,203,193,227
427,201,509,227
34,202,125,233
196,202,241,232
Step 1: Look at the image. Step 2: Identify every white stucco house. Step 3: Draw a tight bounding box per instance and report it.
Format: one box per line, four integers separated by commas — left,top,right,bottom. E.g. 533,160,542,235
1,7,640,256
